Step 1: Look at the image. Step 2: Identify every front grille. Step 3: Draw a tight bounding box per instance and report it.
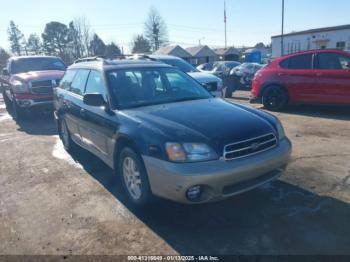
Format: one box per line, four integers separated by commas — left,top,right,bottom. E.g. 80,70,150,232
224,133,277,160
30,80,53,95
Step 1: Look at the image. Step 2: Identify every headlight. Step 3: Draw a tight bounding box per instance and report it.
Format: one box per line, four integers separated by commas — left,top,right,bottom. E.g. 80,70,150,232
166,143,218,162
12,81,28,93
276,119,286,140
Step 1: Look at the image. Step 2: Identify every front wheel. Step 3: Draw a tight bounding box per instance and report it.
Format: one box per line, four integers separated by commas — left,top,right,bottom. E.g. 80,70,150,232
58,118,77,152
119,147,153,206
2,91,11,109
12,98,26,120
262,86,288,111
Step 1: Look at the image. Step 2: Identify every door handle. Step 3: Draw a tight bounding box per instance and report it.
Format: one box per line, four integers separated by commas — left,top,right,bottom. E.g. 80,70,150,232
80,108,86,117
316,73,323,77
278,73,286,76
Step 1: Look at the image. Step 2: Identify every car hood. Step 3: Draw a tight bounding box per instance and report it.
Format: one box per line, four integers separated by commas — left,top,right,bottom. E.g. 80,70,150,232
188,72,222,84
123,98,275,153
13,70,65,83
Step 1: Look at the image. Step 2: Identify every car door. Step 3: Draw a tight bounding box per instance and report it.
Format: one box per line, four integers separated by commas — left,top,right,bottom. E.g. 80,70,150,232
62,69,90,144
314,52,350,104
278,53,319,102
79,70,118,166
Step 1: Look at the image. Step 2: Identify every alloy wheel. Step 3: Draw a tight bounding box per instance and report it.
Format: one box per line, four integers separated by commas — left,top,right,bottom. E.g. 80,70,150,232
122,156,142,201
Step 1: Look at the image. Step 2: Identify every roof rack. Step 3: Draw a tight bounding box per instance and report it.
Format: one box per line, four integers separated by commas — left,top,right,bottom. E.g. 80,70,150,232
73,54,157,64
74,56,106,64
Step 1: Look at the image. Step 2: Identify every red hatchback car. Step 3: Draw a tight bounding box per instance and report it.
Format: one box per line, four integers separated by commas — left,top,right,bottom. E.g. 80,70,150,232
250,49,350,111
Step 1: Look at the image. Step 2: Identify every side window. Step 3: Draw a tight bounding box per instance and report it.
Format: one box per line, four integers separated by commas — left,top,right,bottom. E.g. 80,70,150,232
125,71,142,87
70,69,90,95
280,54,313,69
60,70,77,90
316,53,350,70
85,70,107,99
165,72,198,93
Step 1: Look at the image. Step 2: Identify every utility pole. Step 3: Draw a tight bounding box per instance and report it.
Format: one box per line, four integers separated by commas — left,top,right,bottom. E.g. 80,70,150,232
224,0,227,48
281,0,285,56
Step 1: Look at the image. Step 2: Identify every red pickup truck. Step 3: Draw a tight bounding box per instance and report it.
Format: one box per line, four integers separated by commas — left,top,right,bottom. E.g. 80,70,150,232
0,56,66,119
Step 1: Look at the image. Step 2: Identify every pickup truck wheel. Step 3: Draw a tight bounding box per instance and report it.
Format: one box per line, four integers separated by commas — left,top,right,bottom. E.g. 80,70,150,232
12,99,26,120
58,118,76,152
2,91,10,109
119,147,153,206
262,86,288,111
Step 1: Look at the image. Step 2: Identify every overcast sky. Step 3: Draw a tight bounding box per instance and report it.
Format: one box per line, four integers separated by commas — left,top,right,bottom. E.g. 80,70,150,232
1,0,350,53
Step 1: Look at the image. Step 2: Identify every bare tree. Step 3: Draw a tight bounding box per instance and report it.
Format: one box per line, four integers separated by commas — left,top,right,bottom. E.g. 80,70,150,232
68,21,83,59
73,17,92,57
144,7,168,51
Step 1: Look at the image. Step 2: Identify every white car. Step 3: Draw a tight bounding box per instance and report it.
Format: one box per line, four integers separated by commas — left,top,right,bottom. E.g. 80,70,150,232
146,55,224,97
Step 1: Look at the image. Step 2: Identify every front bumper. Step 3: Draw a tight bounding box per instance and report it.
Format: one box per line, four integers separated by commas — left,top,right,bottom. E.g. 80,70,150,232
14,93,53,109
143,138,292,204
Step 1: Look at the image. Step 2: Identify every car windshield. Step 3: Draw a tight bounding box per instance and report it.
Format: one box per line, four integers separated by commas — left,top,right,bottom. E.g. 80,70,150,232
158,58,199,73
107,67,211,109
225,61,241,69
11,57,66,74
213,61,240,72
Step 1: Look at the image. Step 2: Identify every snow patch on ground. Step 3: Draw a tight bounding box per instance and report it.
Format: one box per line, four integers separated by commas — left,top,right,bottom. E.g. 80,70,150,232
0,104,6,109
52,136,83,169
0,113,11,122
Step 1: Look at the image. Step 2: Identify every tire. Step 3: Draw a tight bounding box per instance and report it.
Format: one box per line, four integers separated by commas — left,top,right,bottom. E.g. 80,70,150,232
225,87,233,98
2,91,10,109
12,98,26,120
224,77,238,98
58,118,77,152
262,85,288,111
119,147,153,206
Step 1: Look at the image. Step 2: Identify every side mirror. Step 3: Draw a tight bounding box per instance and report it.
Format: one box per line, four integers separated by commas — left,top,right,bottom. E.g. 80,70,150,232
2,68,9,76
83,93,105,107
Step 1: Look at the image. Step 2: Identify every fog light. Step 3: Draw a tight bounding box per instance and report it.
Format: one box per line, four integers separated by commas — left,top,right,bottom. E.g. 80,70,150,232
18,100,31,106
186,185,202,201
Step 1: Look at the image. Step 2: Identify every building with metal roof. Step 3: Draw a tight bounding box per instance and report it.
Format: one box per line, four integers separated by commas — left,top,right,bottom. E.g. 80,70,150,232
271,24,350,58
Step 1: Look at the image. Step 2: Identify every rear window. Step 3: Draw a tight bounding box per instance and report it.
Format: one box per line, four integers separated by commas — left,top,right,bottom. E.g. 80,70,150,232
11,57,66,74
280,54,313,69
158,58,199,73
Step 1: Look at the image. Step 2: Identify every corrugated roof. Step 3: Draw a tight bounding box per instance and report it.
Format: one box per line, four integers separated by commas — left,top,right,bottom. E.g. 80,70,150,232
185,45,217,57
154,45,177,55
154,45,191,57
272,24,350,38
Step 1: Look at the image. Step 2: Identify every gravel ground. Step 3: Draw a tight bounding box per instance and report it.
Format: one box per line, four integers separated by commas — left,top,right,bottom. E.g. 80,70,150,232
0,91,349,256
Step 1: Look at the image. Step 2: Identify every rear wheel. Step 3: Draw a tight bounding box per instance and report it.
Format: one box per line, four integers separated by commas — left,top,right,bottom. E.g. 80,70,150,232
262,86,288,111
119,147,153,206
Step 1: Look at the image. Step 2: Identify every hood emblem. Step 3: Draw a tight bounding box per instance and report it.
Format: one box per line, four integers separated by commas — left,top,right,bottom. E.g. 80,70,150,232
250,142,261,151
